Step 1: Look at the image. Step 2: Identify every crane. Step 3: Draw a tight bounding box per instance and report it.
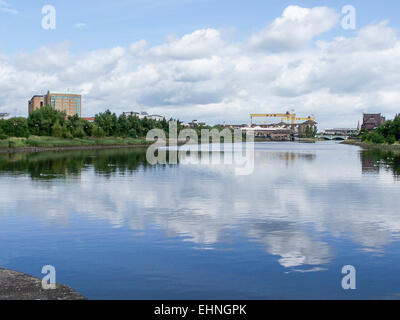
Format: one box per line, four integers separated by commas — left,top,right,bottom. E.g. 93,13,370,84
250,111,315,126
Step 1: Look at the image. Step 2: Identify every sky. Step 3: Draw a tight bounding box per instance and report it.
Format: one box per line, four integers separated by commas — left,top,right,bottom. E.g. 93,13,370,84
1,0,400,129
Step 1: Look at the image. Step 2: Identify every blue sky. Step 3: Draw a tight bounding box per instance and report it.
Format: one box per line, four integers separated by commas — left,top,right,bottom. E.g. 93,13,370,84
1,1,400,128
0,0,396,53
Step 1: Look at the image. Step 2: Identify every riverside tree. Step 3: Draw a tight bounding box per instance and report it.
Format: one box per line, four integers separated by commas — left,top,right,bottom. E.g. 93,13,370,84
28,106,67,136
362,115,400,144
0,117,29,138
3,105,199,140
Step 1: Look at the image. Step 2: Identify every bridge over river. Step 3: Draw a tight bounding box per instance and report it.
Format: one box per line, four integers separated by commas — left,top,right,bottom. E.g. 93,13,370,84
316,134,348,140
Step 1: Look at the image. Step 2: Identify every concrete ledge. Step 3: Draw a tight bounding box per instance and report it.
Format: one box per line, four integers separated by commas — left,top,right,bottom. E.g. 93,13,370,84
0,268,86,300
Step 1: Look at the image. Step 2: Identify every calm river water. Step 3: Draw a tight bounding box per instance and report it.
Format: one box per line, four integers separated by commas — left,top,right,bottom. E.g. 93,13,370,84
0,142,400,299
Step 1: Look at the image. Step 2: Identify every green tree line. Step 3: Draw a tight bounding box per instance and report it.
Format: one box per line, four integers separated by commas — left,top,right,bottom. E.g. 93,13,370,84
0,106,186,140
361,115,400,144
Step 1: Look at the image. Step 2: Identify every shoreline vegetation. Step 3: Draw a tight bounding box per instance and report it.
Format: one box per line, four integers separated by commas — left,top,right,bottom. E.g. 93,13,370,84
0,136,153,154
0,136,199,154
0,105,322,154
0,106,201,154
6,105,400,155
0,136,324,154
342,115,400,152
342,139,400,152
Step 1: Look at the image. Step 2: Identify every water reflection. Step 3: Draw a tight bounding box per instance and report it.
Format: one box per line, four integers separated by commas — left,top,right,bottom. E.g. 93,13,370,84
361,149,400,177
0,143,399,274
0,148,149,180
246,222,332,268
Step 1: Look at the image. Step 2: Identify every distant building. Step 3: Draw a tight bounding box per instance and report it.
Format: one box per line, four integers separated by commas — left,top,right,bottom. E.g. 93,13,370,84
28,95,45,114
268,129,293,141
122,111,164,121
139,112,149,120
189,120,206,128
82,117,95,122
251,120,317,136
241,127,293,141
294,120,317,136
148,115,164,121
29,91,82,117
323,128,359,135
223,124,248,129
123,111,140,117
361,113,385,131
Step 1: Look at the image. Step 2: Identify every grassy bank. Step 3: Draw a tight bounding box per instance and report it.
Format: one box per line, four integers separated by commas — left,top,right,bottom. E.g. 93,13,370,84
0,136,152,152
342,139,400,153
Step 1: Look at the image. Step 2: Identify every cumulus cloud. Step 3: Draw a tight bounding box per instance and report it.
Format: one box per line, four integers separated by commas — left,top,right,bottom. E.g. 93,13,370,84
0,5,399,128
249,6,339,52
149,29,228,59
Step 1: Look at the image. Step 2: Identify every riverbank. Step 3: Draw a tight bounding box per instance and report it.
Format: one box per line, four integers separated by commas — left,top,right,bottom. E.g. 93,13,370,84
295,137,324,143
254,137,322,143
0,136,153,154
342,139,400,152
0,268,86,300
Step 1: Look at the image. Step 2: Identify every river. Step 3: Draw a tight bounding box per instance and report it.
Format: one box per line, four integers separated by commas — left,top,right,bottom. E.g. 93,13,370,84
0,141,399,299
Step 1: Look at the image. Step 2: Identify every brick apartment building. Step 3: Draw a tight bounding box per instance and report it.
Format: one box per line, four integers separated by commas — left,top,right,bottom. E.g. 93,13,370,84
361,113,386,131
28,91,82,117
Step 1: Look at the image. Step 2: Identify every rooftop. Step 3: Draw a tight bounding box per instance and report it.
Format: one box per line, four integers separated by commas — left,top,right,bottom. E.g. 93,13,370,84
47,92,81,96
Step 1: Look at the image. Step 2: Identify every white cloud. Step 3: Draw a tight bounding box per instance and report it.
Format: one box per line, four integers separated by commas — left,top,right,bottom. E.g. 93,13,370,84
0,5,399,128
0,0,18,14
149,28,229,59
249,6,339,52
318,21,397,53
